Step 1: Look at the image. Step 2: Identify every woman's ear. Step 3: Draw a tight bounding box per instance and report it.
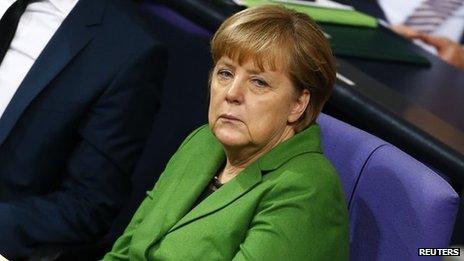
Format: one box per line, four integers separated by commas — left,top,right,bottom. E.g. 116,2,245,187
288,89,310,124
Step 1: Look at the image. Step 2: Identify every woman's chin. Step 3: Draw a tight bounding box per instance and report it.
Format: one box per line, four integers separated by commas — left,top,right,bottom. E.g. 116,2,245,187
213,128,248,148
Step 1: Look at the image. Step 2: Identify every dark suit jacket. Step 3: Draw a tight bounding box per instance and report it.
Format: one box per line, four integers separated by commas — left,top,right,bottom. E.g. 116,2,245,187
0,0,167,258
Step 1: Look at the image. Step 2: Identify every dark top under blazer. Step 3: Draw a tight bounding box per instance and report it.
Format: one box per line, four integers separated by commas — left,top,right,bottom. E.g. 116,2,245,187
0,0,167,258
104,124,349,260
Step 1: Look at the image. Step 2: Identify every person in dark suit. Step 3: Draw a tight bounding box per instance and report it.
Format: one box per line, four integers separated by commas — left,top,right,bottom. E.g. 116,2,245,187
104,5,348,260
0,0,167,259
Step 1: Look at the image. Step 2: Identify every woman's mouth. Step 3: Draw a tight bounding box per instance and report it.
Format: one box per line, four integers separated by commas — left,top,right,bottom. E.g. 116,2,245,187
219,114,242,122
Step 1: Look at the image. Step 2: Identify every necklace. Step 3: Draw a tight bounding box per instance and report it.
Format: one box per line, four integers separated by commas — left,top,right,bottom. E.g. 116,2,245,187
212,175,224,189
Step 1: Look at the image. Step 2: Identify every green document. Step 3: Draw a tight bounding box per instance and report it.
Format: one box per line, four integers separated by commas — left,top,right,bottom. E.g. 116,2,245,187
243,0,378,28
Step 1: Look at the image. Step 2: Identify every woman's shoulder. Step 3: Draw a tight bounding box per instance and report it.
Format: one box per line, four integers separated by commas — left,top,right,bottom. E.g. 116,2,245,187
255,154,347,232
177,124,218,151
279,151,336,177
263,152,342,197
148,124,219,195
165,124,221,166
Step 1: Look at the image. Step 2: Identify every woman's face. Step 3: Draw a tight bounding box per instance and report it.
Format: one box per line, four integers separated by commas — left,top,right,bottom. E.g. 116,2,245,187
208,56,309,151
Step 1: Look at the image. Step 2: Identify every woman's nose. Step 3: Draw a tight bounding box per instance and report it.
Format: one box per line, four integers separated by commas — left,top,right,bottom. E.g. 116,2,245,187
225,77,245,104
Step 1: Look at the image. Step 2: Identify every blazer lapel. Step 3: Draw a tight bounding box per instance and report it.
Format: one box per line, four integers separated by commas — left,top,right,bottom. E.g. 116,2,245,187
134,130,226,250
0,0,107,146
168,162,262,233
161,145,225,234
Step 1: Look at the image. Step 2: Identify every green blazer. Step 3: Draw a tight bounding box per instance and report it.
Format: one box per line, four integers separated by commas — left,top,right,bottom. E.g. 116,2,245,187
103,124,348,261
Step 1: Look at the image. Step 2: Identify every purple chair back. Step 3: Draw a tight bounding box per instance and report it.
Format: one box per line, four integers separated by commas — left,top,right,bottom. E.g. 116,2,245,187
317,113,459,260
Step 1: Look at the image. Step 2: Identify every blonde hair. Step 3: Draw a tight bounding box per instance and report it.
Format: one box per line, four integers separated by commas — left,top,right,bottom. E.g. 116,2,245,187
210,4,336,131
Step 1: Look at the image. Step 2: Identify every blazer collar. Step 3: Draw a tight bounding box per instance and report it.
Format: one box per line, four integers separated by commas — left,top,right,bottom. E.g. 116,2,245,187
258,123,323,171
0,0,107,146
168,152,262,233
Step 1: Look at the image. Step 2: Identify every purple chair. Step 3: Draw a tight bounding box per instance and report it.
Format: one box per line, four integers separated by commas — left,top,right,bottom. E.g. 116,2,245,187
317,113,460,261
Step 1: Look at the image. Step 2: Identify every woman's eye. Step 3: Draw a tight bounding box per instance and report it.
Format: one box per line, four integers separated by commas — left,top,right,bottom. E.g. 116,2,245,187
251,78,268,88
217,70,233,79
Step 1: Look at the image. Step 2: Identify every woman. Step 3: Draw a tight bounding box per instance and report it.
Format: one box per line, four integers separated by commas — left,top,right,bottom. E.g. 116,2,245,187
104,4,348,260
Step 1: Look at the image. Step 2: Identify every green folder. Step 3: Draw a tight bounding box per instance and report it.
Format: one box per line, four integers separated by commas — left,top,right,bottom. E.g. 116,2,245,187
322,24,430,66
243,0,378,28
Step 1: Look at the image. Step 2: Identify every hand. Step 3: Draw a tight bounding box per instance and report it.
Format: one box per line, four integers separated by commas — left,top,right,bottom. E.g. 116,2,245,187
417,34,464,69
391,24,464,69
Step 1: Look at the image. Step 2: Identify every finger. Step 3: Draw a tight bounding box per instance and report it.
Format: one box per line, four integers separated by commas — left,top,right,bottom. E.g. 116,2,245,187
391,24,422,39
439,45,464,68
417,34,451,50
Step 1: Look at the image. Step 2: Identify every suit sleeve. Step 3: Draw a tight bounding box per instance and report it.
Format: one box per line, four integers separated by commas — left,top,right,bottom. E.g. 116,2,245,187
0,43,168,259
232,170,349,261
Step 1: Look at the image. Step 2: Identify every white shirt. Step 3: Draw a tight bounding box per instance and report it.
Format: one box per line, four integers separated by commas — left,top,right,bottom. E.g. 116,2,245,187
0,0,79,119
378,0,464,42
